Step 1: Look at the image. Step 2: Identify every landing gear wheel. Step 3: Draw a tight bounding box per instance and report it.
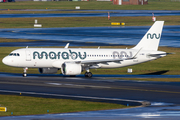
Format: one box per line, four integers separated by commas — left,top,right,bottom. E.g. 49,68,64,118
23,73,27,77
85,72,92,78
85,72,88,77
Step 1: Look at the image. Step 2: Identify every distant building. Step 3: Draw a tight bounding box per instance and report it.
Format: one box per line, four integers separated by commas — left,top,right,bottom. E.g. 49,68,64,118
113,0,148,5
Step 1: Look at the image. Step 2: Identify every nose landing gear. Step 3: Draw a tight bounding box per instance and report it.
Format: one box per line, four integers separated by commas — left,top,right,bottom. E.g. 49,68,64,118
23,67,28,77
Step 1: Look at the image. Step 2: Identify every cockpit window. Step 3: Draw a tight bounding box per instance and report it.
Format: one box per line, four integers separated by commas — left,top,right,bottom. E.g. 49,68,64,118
9,53,20,56
9,53,13,56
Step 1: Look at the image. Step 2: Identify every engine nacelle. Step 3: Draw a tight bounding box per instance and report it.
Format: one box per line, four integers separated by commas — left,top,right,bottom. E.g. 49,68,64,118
61,63,82,75
39,68,59,74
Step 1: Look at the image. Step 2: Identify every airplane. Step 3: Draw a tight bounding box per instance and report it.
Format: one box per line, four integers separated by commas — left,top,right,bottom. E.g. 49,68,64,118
2,21,167,78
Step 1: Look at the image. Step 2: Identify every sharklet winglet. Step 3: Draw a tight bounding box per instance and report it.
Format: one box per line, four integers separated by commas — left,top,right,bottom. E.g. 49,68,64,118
64,43,69,49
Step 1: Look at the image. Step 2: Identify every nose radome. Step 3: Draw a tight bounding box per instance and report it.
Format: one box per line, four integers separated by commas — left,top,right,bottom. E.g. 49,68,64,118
2,57,11,66
2,57,7,65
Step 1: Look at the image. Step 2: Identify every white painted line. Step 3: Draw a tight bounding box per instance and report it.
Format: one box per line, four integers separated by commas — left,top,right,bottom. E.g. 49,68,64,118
47,83,62,86
46,82,111,89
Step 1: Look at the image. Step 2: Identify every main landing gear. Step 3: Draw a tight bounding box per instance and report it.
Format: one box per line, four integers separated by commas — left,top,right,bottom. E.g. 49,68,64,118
84,68,92,78
23,67,28,77
84,72,92,78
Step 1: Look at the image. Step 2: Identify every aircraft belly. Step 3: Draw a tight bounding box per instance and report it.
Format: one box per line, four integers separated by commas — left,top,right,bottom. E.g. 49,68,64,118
35,60,54,68
19,60,54,68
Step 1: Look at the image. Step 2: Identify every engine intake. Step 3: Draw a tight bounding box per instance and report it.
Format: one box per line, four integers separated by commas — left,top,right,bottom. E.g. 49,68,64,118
61,63,82,75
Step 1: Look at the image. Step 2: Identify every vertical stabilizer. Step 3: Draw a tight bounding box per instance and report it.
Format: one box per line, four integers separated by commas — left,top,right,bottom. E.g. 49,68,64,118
132,21,164,51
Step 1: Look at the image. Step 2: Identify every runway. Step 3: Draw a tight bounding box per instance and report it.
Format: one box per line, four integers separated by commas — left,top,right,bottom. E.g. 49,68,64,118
1,74,180,119
1,74,180,104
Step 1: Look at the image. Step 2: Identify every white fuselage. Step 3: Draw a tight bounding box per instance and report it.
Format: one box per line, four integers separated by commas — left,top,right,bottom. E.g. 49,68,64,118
2,48,165,69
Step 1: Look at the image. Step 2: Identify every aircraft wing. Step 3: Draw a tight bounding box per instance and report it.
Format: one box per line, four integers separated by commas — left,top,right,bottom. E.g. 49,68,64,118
75,48,142,65
77,57,133,65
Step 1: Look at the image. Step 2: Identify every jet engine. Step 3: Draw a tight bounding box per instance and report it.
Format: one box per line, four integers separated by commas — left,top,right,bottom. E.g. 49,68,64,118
61,63,82,75
39,68,59,74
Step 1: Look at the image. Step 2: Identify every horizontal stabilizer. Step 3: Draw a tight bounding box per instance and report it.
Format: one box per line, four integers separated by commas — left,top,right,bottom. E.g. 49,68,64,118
148,52,173,57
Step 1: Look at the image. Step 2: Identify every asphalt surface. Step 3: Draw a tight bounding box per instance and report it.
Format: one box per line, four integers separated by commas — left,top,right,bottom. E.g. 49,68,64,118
0,25,180,47
1,74,180,105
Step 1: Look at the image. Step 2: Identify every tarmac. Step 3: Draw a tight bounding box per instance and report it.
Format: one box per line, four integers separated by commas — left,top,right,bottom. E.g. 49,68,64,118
1,74,180,120
0,25,180,47
1,10,180,18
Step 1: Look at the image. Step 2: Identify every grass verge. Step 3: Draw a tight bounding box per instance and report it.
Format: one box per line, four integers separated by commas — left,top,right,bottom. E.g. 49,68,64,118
0,38,36,43
0,16,180,28
0,95,126,116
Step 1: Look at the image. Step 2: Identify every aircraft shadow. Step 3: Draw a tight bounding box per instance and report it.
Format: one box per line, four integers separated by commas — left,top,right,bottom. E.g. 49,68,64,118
141,70,169,75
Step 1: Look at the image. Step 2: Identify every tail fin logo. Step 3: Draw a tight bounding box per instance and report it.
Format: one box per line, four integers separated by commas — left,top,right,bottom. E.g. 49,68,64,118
147,33,160,39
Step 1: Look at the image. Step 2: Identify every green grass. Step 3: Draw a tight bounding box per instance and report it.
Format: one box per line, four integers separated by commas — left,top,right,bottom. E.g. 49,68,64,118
0,95,126,116
0,46,179,75
1,1,180,10
0,16,180,28
0,38,35,43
